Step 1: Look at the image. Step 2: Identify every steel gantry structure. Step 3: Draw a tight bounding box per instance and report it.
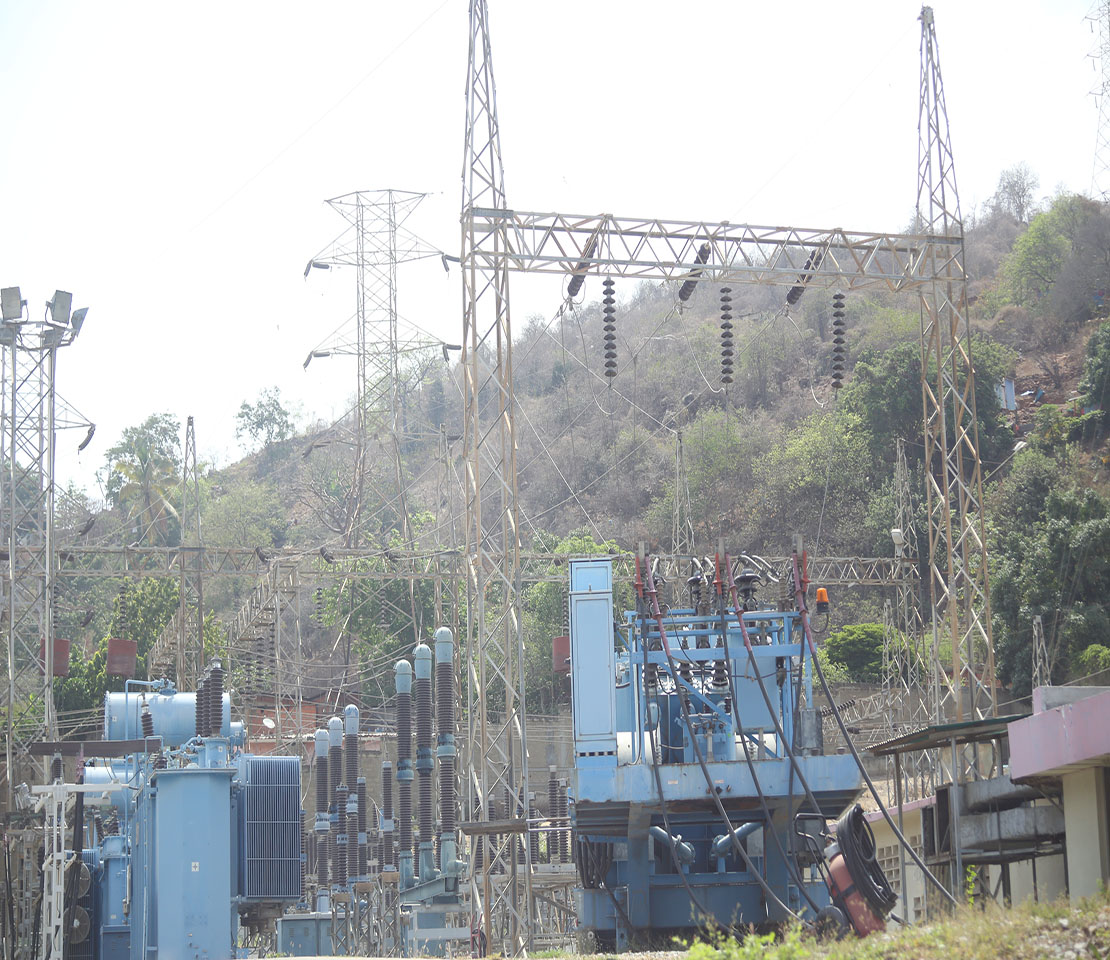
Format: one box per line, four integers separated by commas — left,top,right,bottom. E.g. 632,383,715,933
459,1,992,945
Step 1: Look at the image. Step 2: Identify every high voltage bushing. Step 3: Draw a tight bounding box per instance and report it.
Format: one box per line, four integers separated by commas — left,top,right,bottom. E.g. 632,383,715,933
381,760,395,871
343,706,359,803
567,235,598,299
435,627,461,878
558,779,569,863
195,673,207,737
335,783,349,886
343,703,361,881
785,247,825,306
328,716,343,811
678,242,711,302
528,792,539,863
346,792,359,885
209,660,224,735
314,729,331,885
414,643,436,882
357,777,368,878
831,290,847,391
314,587,324,625
140,700,154,739
602,277,617,377
395,659,415,890
548,768,558,863
720,286,734,384
301,815,308,902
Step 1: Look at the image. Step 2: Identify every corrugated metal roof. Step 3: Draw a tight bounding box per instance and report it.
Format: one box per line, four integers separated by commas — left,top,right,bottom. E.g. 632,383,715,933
867,714,1028,756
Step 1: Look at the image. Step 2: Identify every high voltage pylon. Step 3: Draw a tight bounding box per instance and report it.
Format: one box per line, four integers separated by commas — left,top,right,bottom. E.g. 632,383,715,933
1090,1,1110,199
0,287,91,807
305,189,447,552
304,190,452,714
917,7,997,735
461,0,533,950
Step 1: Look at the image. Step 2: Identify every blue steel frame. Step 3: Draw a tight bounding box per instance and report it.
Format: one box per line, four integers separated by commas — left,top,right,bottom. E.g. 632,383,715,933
570,558,863,945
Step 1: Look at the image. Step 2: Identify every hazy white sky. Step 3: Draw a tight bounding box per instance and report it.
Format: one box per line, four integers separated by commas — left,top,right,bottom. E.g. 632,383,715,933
0,0,1095,497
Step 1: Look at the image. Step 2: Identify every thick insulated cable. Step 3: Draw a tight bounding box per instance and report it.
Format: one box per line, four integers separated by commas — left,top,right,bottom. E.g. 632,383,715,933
640,557,802,923
791,551,957,907
636,602,720,928
709,556,822,914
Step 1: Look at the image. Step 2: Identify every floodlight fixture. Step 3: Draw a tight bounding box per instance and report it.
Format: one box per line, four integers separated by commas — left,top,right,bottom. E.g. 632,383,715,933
68,307,88,341
890,527,905,547
47,290,72,328
1,287,23,323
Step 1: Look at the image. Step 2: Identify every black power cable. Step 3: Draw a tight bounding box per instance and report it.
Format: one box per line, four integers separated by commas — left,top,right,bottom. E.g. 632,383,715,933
791,551,957,908
637,600,724,931
4,838,14,960
721,556,828,841
639,558,802,924
835,805,897,918
708,559,822,914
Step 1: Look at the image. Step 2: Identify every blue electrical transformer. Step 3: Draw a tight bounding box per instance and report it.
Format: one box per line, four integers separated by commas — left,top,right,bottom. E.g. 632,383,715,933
75,676,304,960
569,557,864,948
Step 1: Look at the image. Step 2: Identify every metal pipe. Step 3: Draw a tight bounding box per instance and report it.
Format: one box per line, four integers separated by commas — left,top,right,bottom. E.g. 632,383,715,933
710,821,760,860
650,825,696,864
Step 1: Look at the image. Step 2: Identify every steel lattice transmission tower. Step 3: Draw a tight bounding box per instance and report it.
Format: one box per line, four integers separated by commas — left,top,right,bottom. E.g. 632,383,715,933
461,0,533,951
882,439,938,802
916,7,997,729
1,287,89,807
306,189,445,552
146,416,206,689
1091,2,1110,199
179,415,204,684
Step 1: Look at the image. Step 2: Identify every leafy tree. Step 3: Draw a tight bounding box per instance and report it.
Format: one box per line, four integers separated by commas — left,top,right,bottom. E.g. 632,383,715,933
823,623,884,682
236,387,294,451
988,163,1039,224
743,410,877,555
990,469,1110,696
101,413,182,545
1082,321,1110,416
1001,194,1088,309
53,578,220,722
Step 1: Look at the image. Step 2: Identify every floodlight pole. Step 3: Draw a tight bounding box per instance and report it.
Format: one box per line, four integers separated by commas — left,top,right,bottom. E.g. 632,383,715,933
1,310,70,806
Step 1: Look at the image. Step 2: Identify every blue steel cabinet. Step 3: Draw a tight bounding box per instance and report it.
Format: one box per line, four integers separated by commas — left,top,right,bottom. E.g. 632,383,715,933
569,558,617,763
